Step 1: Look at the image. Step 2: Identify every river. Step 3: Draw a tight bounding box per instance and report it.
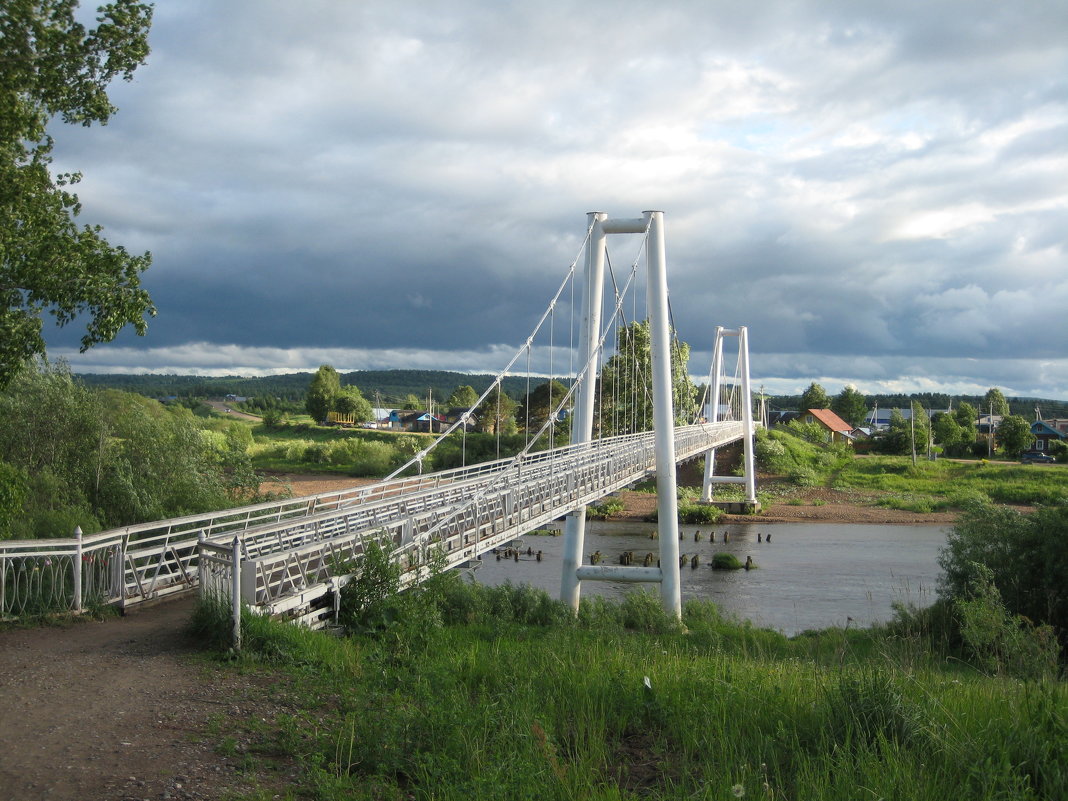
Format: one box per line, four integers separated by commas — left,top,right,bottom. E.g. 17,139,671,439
471,521,948,635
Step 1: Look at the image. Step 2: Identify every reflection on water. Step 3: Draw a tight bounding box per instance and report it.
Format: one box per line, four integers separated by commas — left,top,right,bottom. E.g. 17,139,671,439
471,521,947,636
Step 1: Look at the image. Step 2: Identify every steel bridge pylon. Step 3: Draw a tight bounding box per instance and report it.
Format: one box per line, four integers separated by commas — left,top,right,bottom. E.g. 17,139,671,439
701,325,759,511
560,210,685,618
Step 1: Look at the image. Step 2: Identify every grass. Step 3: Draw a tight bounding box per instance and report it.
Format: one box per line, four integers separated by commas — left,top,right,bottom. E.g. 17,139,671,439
752,429,1068,513
196,580,1068,801
831,456,1068,508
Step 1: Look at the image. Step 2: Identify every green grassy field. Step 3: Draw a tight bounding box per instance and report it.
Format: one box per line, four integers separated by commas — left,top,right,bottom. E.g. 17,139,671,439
193,580,1067,801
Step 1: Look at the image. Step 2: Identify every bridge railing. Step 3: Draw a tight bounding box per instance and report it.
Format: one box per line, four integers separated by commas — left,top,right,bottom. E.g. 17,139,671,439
0,422,744,619
211,423,743,626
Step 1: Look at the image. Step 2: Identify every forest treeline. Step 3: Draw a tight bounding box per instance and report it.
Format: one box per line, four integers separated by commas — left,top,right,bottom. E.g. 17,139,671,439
74,370,538,405
77,369,1068,419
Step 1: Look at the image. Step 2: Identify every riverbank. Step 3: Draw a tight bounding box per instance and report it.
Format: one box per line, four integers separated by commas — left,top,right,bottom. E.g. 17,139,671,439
615,485,961,526
260,471,962,525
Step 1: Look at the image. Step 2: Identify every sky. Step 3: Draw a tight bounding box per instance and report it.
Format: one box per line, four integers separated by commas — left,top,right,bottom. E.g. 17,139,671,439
45,0,1068,399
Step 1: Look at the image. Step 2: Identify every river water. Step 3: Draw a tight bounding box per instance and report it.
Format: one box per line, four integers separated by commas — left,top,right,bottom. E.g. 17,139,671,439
471,521,948,636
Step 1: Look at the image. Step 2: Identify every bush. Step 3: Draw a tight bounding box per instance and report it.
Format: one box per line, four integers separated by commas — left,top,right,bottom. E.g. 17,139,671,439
677,502,722,524
337,540,403,632
586,497,624,519
940,500,1068,649
956,563,1061,679
0,460,27,539
711,553,743,570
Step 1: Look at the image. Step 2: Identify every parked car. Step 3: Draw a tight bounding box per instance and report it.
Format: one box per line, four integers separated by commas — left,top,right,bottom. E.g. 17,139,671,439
1021,451,1056,464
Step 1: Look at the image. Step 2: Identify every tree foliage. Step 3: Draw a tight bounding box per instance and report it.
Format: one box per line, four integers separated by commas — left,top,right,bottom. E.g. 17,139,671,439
0,361,265,538
597,320,696,436
334,386,372,422
799,382,829,412
931,411,971,455
872,405,930,456
940,501,1068,648
305,364,341,422
1,0,156,387
982,387,1010,417
476,386,517,435
831,384,867,427
995,414,1032,457
520,379,568,432
446,384,479,409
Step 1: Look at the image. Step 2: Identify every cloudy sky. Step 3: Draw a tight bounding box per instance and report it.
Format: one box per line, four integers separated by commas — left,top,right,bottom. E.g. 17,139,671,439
47,0,1068,399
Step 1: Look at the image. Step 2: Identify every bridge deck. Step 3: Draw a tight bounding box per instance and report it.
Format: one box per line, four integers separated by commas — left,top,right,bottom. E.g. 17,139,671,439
1,423,743,622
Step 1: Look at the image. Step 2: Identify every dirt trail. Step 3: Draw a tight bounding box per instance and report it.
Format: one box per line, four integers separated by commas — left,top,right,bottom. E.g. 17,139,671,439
0,599,287,801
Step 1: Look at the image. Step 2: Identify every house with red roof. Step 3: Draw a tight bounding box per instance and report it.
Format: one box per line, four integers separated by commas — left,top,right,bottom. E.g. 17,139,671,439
801,408,855,444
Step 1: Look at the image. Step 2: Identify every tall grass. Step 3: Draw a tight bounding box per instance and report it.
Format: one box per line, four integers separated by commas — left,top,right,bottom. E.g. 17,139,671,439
206,578,1068,801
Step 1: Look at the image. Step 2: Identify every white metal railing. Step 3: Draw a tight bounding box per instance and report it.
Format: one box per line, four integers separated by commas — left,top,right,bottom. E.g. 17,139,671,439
203,422,743,627
0,422,743,620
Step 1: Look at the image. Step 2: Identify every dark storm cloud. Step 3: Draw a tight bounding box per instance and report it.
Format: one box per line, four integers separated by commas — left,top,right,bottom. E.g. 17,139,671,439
43,0,1068,397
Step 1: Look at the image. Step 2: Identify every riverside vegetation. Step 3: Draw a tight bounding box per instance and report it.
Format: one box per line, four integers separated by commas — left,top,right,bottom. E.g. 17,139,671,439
187,425,1068,800
4,364,1068,796
191,525,1068,801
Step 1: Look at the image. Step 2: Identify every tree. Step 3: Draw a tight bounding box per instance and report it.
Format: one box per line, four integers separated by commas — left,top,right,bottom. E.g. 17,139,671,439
403,393,423,410
831,385,867,427
520,379,568,431
476,386,517,435
799,382,829,412
995,414,1032,457
940,501,1068,648
955,402,978,433
1,1,156,387
983,388,1010,417
872,408,911,455
0,361,244,534
446,384,479,409
305,365,341,422
932,411,970,455
597,320,696,436
334,386,372,422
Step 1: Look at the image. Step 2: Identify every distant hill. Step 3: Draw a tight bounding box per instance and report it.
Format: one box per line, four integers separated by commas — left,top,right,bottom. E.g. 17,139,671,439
74,369,554,405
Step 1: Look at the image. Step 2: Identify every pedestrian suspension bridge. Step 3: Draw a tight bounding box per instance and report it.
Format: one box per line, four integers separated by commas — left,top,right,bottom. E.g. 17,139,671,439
0,211,758,635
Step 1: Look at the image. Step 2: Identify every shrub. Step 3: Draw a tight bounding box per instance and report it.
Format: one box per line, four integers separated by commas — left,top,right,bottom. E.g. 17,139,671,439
337,539,403,632
940,500,1068,648
711,553,743,570
0,461,27,539
956,563,1060,679
677,502,722,524
586,497,624,519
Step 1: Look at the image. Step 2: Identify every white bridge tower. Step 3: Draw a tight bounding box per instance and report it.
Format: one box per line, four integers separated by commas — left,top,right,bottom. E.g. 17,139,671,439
559,211,685,618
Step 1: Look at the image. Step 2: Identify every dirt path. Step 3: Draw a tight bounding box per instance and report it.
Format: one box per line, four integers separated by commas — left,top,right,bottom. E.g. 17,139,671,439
203,401,261,422
0,599,291,801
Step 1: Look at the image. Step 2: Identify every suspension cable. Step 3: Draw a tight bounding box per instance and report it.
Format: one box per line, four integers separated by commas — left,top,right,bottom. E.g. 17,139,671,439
383,223,594,480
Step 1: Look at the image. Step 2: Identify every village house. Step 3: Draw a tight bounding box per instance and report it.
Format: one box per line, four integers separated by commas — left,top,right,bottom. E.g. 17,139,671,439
1030,420,1066,452
800,408,854,444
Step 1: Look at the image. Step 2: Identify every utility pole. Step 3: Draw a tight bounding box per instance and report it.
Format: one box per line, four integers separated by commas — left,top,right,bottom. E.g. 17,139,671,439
988,402,994,458
910,405,917,466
